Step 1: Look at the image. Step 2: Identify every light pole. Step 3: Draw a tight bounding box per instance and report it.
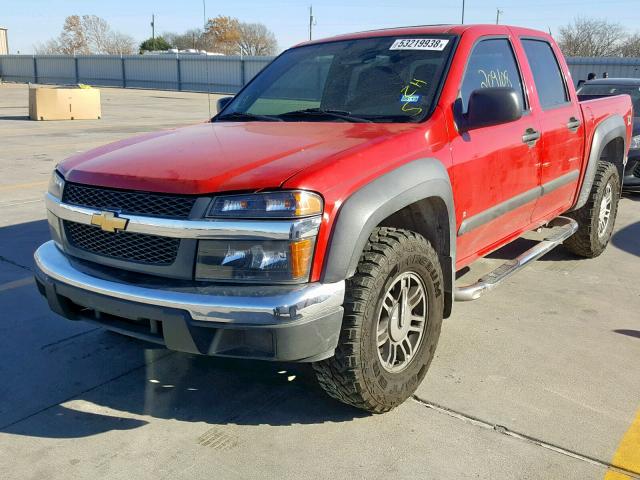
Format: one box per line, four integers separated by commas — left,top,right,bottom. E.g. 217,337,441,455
496,8,504,24
309,5,315,41
461,0,465,24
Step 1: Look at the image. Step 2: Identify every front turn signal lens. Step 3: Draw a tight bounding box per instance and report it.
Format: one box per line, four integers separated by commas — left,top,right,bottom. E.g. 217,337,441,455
293,191,323,217
289,238,314,280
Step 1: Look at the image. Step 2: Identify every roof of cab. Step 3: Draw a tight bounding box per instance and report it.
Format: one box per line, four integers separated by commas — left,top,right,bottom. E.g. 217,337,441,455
294,24,552,48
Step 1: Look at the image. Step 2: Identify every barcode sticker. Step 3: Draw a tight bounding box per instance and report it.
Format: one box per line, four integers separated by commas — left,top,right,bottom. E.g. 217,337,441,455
390,38,449,51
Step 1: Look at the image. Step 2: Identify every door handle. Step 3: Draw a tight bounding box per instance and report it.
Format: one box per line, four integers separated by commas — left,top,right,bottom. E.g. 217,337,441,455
567,117,581,132
522,128,541,146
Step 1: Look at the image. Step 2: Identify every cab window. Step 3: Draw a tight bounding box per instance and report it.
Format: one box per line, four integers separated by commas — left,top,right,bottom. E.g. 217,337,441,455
460,38,526,113
521,39,569,109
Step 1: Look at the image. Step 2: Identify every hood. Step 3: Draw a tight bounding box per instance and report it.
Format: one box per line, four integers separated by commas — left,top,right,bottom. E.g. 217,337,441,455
59,121,412,194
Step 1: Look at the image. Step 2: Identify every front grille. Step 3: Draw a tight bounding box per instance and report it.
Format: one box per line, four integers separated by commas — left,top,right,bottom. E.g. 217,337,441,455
62,183,196,218
64,221,180,265
634,161,640,178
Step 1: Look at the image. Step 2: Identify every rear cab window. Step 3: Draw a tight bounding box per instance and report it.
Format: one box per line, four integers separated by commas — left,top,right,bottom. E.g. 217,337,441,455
459,38,527,113
521,39,569,109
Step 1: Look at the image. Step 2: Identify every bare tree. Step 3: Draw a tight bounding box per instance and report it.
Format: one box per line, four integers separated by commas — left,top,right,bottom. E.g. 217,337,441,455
618,33,640,57
558,17,628,57
163,29,204,50
59,15,90,55
237,22,278,56
105,32,136,55
34,39,63,54
34,15,135,55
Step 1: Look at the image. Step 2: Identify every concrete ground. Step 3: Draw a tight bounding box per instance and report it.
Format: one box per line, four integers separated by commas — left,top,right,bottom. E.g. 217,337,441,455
0,83,639,479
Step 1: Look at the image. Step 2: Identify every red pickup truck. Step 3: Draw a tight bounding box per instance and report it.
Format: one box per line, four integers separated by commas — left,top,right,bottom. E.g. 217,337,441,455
34,24,632,413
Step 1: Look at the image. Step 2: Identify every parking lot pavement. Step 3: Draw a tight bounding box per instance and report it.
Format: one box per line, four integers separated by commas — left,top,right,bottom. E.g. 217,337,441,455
0,83,639,479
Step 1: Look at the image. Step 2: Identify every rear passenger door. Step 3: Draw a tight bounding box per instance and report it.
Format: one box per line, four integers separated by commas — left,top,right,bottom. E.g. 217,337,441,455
451,37,542,264
521,38,584,220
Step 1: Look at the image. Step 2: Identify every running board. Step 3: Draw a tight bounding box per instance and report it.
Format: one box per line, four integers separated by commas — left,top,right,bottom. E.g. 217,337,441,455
454,216,578,302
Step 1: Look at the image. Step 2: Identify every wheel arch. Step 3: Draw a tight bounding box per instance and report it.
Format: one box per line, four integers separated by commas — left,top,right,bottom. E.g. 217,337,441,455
572,115,627,211
321,158,456,318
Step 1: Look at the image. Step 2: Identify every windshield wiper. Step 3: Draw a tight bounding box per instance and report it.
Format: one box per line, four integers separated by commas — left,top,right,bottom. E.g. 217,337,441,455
216,112,283,122
278,108,373,123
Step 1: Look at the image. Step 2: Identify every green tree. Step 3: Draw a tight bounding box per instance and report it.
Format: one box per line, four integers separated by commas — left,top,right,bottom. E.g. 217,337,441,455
139,36,172,52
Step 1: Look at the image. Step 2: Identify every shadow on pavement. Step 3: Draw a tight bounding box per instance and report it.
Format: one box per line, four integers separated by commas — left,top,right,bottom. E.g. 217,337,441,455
611,221,640,257
0,219,50,270
0,219,367,441
2,345,367,439
0,115,30,121
613,329,640,339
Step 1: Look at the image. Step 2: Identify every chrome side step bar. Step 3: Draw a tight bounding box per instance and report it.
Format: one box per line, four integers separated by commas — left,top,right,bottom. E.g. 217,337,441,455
454,216,578,302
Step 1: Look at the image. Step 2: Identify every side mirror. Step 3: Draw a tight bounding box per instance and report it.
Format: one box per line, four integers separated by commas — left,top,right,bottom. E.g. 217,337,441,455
462,87,522,131
216,96,233,113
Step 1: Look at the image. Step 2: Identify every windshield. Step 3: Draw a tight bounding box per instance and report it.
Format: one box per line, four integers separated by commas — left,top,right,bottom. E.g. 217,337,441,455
578,84,640,114
216,35,456,123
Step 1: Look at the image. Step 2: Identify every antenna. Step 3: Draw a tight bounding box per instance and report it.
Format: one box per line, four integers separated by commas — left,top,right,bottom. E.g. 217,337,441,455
203,0,211,118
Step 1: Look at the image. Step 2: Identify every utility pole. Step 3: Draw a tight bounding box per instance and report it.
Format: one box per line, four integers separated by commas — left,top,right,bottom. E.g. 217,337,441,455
461,0,465,24
496,8,503,24
151,14,155,44
309,5,315,41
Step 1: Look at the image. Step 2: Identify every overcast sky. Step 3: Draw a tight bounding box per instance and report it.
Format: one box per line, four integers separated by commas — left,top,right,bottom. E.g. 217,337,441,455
4,0,640,54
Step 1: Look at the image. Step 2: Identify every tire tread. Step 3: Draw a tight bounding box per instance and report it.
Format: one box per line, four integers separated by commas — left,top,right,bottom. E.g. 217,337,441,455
313,227,442,413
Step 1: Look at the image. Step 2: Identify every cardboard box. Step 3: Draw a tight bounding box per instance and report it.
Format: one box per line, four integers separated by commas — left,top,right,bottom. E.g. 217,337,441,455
29,86,101,121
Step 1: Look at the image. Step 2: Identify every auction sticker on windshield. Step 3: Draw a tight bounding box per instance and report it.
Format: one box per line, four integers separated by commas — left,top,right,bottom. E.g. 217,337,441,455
390,38,449,51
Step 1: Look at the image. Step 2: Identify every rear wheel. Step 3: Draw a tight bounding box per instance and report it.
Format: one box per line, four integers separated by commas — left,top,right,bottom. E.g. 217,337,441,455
564,161,620,258
313,227,444,413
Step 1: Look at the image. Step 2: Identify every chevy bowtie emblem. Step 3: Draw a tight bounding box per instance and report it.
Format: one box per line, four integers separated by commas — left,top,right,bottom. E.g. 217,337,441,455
90,211,129,233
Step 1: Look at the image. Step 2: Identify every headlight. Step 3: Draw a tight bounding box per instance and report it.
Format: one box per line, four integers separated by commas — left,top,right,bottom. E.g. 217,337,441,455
48,170,65,199
630,135,640,150
196,238,315,283
207,191,323,218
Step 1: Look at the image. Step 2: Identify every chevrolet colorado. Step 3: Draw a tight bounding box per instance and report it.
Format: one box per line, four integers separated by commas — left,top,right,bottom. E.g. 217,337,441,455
34,25,633,413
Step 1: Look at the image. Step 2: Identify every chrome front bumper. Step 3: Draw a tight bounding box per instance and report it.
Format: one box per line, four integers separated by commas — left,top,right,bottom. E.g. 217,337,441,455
34,241,345,361
35,241,344,324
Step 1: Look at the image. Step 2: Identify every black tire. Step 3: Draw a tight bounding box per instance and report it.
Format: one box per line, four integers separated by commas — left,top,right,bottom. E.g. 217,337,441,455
313,227,444,413
564,161,620,258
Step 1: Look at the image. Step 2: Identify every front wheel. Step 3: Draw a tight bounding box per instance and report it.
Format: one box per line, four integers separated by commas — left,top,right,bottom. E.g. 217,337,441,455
565,161,620,258
313,227,444,413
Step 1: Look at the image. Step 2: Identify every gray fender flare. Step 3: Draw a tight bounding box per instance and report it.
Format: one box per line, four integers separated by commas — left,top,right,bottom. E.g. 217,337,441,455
572,114,627,211
322,158,456,313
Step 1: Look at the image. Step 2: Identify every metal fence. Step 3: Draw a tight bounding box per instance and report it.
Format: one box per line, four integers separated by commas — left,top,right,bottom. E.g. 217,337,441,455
566,57,640,85
0,54,275,94
2,54,640,92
